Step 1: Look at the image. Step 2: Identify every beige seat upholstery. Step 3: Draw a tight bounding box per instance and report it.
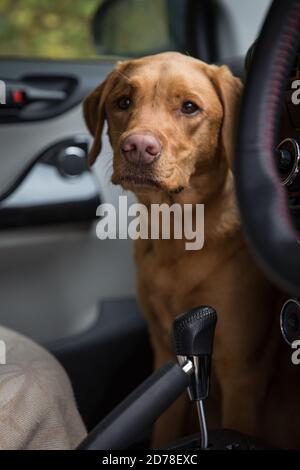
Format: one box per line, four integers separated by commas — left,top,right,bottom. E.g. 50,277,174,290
0,325,87,449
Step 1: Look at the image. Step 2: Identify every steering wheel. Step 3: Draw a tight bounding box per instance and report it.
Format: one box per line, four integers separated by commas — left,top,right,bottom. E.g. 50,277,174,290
235,0,300,296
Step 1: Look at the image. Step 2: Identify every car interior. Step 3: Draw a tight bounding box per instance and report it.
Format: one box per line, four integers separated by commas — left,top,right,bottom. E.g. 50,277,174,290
1,0,300,452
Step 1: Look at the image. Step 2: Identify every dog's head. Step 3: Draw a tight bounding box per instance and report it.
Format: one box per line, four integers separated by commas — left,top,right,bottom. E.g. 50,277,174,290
83,52,242,200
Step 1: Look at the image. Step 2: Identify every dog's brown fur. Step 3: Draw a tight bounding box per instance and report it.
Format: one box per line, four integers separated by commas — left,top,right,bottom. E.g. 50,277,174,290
84,52,300,449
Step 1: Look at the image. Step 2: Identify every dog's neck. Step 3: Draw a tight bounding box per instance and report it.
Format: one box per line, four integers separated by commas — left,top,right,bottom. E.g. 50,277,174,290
136,167,241,249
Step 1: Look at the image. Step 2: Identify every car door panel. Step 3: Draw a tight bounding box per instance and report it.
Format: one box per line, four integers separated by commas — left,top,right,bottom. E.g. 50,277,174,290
0,136,100,228
0,58,137,345
0,59,115,195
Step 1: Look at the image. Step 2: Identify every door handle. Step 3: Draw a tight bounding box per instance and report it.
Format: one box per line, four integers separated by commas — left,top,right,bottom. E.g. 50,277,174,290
5,82,67,107
21,84,67,103
0,74,80,123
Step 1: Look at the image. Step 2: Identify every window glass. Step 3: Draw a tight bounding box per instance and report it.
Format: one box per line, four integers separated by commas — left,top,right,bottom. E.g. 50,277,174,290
0,0,185,59
0,0,102,59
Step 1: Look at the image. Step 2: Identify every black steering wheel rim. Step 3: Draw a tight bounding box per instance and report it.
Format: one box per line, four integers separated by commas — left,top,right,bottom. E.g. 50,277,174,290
235,0,300,296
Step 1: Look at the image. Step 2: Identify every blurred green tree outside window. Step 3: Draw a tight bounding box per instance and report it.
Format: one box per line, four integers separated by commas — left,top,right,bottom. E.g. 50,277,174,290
0,0,101,59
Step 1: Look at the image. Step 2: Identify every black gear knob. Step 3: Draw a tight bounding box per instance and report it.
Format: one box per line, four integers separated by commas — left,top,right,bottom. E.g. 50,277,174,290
172,306,217,357
172,306,217,449
172,306,217,401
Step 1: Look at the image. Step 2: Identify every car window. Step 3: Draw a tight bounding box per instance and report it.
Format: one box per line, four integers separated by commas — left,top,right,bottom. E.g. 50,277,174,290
92,0,185,57
0,0,185,60
0,0,100,59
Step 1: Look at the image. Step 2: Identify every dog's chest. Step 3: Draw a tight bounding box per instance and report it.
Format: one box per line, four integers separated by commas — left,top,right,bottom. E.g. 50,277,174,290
134,239,222,329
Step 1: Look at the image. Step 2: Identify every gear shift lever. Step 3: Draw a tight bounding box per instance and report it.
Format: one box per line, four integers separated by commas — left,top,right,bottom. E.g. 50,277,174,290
172,306,217,449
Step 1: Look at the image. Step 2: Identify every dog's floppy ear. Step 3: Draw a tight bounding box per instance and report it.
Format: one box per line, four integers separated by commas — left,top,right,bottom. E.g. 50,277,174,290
83,64,126,166
83,80,107,166
209,65,243,168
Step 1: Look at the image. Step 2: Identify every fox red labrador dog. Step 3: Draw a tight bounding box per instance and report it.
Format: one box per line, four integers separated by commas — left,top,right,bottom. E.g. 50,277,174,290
84,52,300,449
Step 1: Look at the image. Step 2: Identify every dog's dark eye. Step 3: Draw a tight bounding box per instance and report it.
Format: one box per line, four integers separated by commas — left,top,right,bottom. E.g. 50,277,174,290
181,101,200,115
117,96,132,110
